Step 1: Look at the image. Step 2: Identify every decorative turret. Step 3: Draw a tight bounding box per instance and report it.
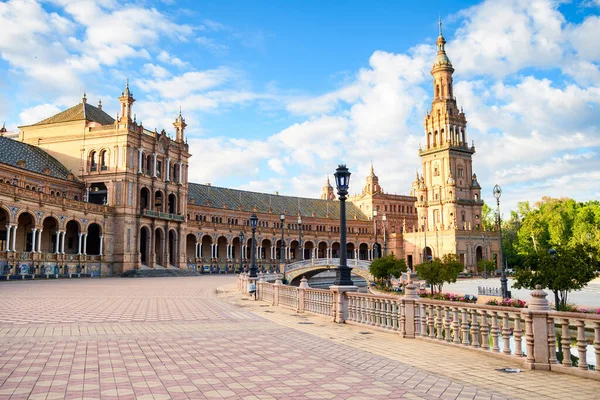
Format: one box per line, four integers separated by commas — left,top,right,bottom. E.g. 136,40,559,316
173,107,187,143
118,79,135,123
363,162,382,195
320,175,335,200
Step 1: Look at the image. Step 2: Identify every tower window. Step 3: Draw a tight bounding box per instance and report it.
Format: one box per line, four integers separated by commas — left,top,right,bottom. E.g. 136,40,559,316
458,168,464,178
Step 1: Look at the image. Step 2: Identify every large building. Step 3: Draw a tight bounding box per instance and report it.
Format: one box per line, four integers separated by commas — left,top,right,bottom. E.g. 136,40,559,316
0,27,500,278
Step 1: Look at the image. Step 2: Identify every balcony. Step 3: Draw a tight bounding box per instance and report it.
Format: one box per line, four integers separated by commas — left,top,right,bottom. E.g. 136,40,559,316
140,209,185,222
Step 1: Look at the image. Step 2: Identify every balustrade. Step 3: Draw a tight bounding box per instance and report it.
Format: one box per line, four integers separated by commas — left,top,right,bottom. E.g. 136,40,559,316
237,280,600,381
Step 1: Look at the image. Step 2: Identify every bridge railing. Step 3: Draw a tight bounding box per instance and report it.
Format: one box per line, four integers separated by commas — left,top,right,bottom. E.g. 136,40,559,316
237,273,600,381
284,257,371,272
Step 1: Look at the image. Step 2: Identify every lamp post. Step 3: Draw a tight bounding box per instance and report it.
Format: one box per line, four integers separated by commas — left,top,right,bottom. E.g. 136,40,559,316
382,213,387,257
548,248,559,309
422,215,427,263
279,213,285,266
249,214,258,279
238,231,244,274
333,164,353,286
298,215,303,260
493,184,509,299
373,209,378,259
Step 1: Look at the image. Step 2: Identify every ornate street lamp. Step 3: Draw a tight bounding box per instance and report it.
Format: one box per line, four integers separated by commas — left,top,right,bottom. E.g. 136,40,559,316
249,214,258,279
298,215,303,260
373,209,378,259
382,213,387,257
333,164,353,286
238,231,245,274
493,184,509,299
280,213,285,266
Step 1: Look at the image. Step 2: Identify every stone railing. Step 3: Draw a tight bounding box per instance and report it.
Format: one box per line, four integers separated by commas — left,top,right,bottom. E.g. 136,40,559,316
141,209,185,222
237,274,600,381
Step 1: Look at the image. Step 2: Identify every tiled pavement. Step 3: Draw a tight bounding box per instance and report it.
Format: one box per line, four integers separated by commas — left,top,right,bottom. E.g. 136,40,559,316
0,277,598,399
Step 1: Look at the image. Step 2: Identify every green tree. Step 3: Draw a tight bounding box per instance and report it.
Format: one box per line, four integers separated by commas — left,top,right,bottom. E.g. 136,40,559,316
477,259,496,278
415,253,463,295
512,244,597,310
369,254,406,288
481,202,495,231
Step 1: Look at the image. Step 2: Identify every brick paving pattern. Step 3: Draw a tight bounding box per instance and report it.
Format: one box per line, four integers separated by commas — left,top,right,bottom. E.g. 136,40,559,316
0,276,598,399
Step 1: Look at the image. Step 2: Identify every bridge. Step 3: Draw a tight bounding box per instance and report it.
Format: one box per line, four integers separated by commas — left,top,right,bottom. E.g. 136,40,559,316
284,257,372,285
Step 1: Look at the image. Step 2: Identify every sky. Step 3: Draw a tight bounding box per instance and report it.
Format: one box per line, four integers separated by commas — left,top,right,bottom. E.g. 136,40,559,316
0,0,599,214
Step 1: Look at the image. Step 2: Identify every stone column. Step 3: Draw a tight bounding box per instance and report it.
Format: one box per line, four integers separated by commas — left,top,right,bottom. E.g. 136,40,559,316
83,234,88,255
137,148,143,173
99,235,103,256
54,231,60,254
61,232,66,254
37,229,43,253
152,153,157,178
77,233,83,255
522,285,553,371
5,225,11,252
31,228,37,253
330,285,359,324
178,162,183,184
11,226,17,252
166,157,171,182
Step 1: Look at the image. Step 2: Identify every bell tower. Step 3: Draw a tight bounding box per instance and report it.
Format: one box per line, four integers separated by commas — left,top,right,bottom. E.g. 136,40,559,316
173,107,187,143
118,79,135,123
415,20,482,232
320,175,335,200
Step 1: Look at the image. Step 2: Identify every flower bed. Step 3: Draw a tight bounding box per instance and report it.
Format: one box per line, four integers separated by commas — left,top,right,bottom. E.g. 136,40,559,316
556,304,600,314
485,298,527,308
418,291,478,303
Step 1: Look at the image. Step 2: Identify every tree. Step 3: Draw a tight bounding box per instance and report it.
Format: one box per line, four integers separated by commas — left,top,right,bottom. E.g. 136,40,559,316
369,254,406,288
512,244,598,311
415,253,463,295
481,202,495,231
477,259,496,278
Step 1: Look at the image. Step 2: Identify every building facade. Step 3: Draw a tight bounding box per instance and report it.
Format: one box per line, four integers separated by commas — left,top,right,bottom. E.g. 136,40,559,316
0,28,500,278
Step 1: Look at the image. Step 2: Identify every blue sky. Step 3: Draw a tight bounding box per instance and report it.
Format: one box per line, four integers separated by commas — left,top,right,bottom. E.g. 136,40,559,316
1,0,599,213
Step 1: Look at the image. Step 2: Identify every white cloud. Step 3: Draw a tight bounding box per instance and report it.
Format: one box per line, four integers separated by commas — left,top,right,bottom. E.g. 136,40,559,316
196,37,228,55
136,68,232,98
142,63,171,79
19,103,62,126
157,51,189,68
267,158,286,175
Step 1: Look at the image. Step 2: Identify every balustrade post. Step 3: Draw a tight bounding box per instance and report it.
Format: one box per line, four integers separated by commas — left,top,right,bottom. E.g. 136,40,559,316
576,320,588,370
502,313,511,354
480,310,489,350
560,319,572,367
593,322,600,373
435,306,443,340
443,306,452,342
298,276,308,313
329,285,358,324
470,309,480,347
401,283,418,338
522,285,552,371
452,307,460,344
461,308,470,345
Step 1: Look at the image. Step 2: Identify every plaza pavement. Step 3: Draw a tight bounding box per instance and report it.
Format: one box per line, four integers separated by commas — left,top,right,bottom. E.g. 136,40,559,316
0,276,597,400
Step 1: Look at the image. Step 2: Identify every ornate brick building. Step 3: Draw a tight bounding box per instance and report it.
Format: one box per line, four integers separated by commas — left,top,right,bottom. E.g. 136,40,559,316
0,27,500,278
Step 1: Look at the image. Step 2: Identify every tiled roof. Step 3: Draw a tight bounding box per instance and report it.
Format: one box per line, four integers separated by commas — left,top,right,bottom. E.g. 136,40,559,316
188,183,370,221
0,136,77,181
31,102,115,126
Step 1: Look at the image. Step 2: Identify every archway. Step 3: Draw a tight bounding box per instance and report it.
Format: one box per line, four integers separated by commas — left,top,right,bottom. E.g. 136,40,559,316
475,246,483,264
168,193,177,214
201,235,212,259
154,190,164,212
140,227,150,265
155,228,164,266
423,246,433,262
86,223,101,255
140,187,150,210
65,220,80,254
0,208,8,252
89,183,107,205
186,233,196,262
359,243,369,260
41,216,59,253
216,236,228,259
168,230,177,266
331,242,340,258
15,212,35,252
289,240,299,260
261,239,271,260
318,241,327,258
304,240,314,259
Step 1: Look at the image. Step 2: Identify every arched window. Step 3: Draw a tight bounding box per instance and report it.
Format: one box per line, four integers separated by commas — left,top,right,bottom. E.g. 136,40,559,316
100,150,108,171
89,151,97,172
